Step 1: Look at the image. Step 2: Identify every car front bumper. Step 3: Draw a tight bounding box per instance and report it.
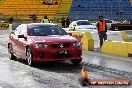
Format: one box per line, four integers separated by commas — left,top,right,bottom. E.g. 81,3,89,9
32,48,82,62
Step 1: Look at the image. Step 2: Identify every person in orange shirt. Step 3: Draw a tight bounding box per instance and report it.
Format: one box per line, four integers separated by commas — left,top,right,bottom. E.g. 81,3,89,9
97,15,107,48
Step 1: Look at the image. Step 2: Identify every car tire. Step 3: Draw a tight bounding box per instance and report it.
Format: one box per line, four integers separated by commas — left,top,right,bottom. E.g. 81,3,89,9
71,59,82,65
26,47,35,66
8,44,16,60
115,27,119,31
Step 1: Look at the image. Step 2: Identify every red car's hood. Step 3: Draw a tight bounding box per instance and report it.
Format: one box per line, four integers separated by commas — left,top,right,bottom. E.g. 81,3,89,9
29,35,77,43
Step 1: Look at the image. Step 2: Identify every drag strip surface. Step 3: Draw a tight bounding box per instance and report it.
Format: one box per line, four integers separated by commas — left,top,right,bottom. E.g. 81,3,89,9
0,30,131,88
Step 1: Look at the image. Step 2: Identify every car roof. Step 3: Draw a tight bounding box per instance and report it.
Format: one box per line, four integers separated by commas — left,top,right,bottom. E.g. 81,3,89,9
104,19,114,21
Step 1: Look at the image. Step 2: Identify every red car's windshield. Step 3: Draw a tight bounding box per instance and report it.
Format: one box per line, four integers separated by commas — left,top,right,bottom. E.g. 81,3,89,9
27,25,67,36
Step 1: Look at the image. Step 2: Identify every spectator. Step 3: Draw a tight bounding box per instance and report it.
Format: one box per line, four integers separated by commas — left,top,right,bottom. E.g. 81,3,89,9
9,17,14,24
41,15,50,23
97,15,107,48
8,17,14,33
65,17,70,28
61,18,65,28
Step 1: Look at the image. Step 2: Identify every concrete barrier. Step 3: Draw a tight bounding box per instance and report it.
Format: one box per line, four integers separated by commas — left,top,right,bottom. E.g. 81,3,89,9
101,40,113,54
66,30,129,53
128,43,132,55
120,31,129,42
101,40,129,57
81,32,94,50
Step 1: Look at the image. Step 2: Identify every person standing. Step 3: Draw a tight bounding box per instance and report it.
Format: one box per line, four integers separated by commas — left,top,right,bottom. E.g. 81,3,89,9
65,17,70,28
41,15,50,23
8,17,14,33
61,18,65,28
97,15,107,48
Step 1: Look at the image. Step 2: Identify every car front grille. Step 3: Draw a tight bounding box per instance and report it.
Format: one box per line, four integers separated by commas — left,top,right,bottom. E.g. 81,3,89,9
51,43,71,48
52,53,72,58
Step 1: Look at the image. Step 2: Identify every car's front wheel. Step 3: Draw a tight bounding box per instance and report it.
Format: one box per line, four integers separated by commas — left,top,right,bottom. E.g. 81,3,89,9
26,47,34,66
71,59,82,65
8,44,16,60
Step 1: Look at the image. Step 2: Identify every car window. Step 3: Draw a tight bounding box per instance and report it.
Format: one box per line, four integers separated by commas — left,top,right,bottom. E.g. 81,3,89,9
14,25,22,35
76,21,91,25
105,20,112,23
27,25,67,36
19,25,27,35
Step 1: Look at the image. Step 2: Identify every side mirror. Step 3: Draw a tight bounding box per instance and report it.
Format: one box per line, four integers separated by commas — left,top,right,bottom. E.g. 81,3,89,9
18,34,25,38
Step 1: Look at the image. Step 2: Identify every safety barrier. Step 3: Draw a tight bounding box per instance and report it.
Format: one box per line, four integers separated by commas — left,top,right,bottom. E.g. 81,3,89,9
128,43,132,55
120,31,129,42
100,31,130,57
67,30,129,52
89,31,127,48
81,32,94,50
67,30,132,57
101,40,131,57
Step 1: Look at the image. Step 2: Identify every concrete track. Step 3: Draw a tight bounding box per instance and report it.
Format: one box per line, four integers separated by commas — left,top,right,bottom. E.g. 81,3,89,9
0,30,131,88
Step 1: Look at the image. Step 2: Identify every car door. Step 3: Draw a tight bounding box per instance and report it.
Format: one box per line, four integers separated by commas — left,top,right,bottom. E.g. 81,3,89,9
11,25,22,57
17,25,27,59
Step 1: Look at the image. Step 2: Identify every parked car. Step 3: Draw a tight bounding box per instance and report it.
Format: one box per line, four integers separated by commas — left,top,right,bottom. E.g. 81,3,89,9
111,20,132,30
69,20,96,31
104,19,118,30
8,23,82,66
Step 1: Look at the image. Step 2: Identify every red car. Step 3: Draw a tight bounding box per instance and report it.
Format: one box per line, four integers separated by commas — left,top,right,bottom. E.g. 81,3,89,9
8,23,82,66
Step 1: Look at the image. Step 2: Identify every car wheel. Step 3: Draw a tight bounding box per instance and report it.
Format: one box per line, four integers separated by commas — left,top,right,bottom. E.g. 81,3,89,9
26,47,34,66
71,59,82,65
115,27,119,31
8,44,16,60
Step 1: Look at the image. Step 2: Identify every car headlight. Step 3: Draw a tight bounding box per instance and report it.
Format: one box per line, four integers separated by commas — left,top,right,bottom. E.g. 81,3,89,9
35,43,48,48
73,42,81,47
